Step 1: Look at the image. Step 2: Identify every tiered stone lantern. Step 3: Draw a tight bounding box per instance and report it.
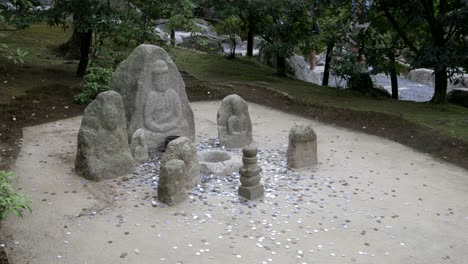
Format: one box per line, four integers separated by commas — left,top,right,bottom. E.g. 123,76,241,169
238,146,264,200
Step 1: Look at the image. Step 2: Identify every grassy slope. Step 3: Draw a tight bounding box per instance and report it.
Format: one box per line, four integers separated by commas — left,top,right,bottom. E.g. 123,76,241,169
169,48,468,142
0,24,78,103
2,24,467,142
1,23,71,64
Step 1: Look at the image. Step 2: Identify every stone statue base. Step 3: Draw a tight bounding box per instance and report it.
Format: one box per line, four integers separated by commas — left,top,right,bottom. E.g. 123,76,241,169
238,184,264,200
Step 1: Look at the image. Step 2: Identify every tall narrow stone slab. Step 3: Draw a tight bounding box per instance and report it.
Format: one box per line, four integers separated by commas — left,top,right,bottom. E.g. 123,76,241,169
75,91,135,181
111,44,195,151
287,123,318,169
158,159,188,206
217,94,253,148
161,137,200,189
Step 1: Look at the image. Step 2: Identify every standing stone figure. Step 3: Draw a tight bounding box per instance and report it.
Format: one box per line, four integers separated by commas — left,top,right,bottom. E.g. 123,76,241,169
75,91,135,181
217,94,252,148
111,44,195,151
130,129,149,163
287,123,318,169
158,159,188,206
161,137,200,189
238,146,264,200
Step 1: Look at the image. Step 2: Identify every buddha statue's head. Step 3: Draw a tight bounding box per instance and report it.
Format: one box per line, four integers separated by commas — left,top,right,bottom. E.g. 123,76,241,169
151,59,170,92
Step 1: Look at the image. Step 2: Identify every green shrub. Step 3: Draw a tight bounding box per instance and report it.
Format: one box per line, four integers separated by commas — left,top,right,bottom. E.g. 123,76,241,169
348,72,374,93
74,67,113,104
330,46,361,89
0,171,31,220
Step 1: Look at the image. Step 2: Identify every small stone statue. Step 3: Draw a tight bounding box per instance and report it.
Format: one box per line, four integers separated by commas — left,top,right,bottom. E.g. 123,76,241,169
238,146,264,200
217,94,253,148
130,129,149,163
158,159,188,206
161,136,200,189
287,123,318,169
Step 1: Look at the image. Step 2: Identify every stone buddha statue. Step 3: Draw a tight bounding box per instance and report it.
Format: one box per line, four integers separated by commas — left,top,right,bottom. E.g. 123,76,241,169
111,45,196,152
217,94,253,148
143,59,188,147
227,103,249,136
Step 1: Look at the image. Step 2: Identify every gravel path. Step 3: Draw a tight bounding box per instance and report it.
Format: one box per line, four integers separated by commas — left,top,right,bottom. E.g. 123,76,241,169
2,102,468,264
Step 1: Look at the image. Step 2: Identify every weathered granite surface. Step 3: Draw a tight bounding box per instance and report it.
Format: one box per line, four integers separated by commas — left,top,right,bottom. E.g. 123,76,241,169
75,91,135,181
111,44,195,151
287,123,318,169
217,94,252,148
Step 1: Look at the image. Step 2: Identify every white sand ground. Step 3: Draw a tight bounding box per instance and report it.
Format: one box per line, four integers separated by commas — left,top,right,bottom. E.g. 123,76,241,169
1,101,468,264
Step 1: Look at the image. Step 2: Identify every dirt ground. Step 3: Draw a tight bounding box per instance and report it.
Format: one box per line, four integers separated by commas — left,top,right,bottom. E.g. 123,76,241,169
0,64,468,263
1,65,467,171
1,102,468,264
0,63,85,171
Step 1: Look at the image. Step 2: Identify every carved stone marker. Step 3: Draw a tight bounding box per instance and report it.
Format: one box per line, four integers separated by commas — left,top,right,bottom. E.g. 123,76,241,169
111,44,195,151
158,159,187,206
238,146,264,200
75,91,135,181
161,137,200,189
217,94,252,148
287,123,318,169
130,129,149,163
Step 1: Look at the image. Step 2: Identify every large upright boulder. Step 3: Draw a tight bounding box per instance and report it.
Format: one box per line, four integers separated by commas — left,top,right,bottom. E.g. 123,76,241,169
217,94,253,148
407,68,434,86
286,54,322,85
111,44,195,151
75,91,135,181
161,137,200,189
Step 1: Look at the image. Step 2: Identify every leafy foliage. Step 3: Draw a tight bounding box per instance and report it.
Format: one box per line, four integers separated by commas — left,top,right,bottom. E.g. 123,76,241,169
255,0,317,76
48,0,115,34
316,2,351,51
216,16,243,58
74,67,112,104
165,0,199,33
1,0,43,29
7,48,30,64
0,171,32,220
0,6,31,64
374,0,468,103
330,46,361,88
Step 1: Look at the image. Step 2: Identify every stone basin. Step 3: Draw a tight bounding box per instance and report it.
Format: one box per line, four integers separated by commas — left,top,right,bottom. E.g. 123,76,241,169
198,150,242,176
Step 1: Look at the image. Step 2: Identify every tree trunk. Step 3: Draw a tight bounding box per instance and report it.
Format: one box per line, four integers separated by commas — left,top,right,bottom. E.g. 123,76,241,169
170,29,176,47
77,30,93,77
247,26,254,57
431,66,448,103
430,24,448,104
57,24,81,60
322,41,334,86
230,37,236,58
389,51,398,100
276,55,287,76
